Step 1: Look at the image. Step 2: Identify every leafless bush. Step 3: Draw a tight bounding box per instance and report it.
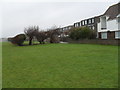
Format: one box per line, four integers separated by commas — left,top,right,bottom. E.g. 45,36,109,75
24,26,39,45
35,31,48,44
47,26,61,43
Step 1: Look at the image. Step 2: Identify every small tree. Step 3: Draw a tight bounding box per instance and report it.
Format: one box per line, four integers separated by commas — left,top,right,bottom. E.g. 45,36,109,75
47,26,61,43
24,26,39,45
35,31,48,44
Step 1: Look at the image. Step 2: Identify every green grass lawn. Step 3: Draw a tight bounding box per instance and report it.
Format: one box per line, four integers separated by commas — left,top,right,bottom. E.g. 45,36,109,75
2,42,118,88
0,43,2,89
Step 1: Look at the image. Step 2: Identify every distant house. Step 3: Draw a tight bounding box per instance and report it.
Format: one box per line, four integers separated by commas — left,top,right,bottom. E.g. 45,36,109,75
73,16,100,38
60,25,74,37
60,2,119,40
97,3,120,39
73,3,120,39
79,17,95,30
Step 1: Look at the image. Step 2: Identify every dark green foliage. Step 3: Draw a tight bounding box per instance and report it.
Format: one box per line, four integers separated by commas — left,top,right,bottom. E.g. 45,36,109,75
69,28,81,40
8,34,26,46
69,27,96,40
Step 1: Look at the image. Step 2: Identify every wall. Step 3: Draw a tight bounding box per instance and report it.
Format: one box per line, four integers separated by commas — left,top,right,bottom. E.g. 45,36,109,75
107,19,118,31
97,22,101,32
98,31,115,39
64,38,120,45
118,17,120,30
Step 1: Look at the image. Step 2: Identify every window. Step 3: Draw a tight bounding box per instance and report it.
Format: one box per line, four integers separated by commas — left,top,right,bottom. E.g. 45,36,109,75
75,23,76,27
85,20,87,25
60,28,63,32
69,27,71,29
101,32,107,39
75,23,78,27
88,19,91,24
89,26,92,29
82,21,84,25
92,26,95,30
118,17,120,30
64,27,67,30
75,23,77,27
77,23,79,27
79,22,81,26
115,31,120,39
66,27,68,30
101,17,107,29
118,17,120,23
92,18,94,23
78,23,80,27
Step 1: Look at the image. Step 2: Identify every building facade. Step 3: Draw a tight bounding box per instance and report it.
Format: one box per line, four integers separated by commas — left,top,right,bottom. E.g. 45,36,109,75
60,3,120,40
97,3,120,39
73,16,100,38
60,25,74,37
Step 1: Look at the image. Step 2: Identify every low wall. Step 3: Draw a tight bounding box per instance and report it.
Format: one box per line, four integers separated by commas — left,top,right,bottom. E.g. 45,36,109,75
63,38,120,45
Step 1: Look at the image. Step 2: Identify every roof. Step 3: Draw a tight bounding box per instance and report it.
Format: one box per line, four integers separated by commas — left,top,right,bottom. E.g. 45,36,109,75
103,2,120,20
63,25,74,28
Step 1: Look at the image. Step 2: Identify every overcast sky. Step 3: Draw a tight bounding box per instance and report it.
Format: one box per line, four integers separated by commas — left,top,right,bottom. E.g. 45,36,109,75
0,0,119,38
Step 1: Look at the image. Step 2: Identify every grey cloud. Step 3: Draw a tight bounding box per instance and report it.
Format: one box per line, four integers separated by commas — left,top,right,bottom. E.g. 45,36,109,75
1,2,118,38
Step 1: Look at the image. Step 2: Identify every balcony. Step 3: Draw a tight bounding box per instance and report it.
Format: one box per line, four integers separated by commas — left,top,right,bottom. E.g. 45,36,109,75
101,28,107,30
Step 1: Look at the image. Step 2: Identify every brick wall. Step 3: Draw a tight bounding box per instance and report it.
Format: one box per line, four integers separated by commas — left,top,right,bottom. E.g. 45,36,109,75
98,31,116,40
107,31,115,39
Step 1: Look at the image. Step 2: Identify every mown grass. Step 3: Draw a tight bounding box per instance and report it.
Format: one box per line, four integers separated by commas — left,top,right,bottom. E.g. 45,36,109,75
0,42,2,89
2,42,118,88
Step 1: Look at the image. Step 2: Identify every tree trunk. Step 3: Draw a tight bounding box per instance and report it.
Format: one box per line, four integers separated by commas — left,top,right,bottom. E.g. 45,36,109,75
29,37,33,45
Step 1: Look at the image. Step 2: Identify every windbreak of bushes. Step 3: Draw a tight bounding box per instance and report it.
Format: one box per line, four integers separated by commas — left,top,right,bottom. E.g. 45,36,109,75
8,25,61,46
69,27,96,40
8,34,26,46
